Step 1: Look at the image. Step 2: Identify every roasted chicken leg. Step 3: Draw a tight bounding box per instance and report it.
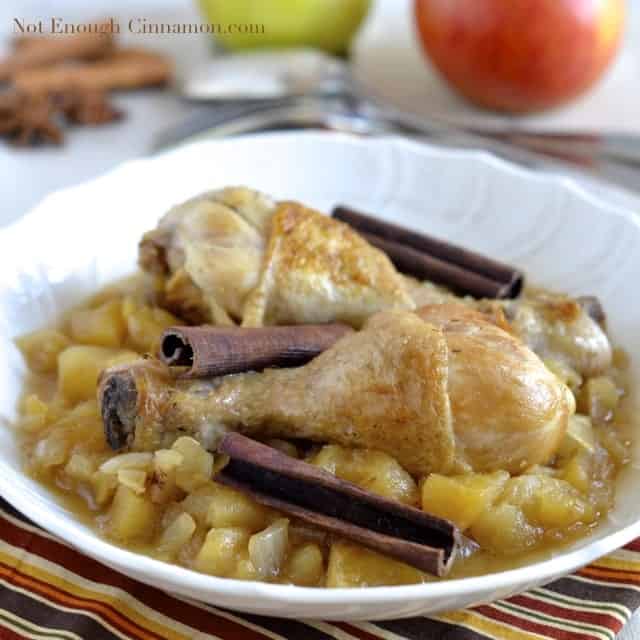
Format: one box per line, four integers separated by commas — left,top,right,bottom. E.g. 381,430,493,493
408,280,612,378
140,187,414,327
100,306,573,476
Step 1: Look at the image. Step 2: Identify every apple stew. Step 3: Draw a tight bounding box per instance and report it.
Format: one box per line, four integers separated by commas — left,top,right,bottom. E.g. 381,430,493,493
14,187,632,587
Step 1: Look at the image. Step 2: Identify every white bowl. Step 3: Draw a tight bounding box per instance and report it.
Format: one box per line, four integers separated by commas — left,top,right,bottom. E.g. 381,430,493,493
1,132,639,621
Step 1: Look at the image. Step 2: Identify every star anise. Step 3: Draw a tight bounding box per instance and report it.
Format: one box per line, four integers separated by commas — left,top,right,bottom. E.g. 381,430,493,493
0,91,64,146
59,88,123,126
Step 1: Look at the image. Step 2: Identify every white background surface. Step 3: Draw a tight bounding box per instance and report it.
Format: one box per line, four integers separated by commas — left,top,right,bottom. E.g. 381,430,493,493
1,0,639,224
1,1,639,636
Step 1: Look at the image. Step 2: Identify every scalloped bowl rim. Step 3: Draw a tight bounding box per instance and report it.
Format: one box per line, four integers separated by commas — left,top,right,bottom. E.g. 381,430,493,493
1,131,639,618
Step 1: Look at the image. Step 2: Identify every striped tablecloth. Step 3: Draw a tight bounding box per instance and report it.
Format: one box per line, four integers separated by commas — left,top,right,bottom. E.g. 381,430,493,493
2,498,640,640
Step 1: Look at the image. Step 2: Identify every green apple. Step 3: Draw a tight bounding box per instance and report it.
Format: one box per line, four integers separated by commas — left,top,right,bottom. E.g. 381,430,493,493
198,0,372,55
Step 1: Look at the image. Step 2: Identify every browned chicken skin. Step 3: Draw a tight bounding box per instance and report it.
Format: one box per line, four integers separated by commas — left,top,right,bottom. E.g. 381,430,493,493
140,187,414,328
417,304,573,473
500,292,612,378
408,280,613,378
100,306,573,476
142,186,612,376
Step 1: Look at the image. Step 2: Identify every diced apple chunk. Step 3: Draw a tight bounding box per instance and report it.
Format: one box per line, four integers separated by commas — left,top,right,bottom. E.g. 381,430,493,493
326,542,426,587
57,345,139,404
285,544,325,586
179,484,219,525
107,485,157,541
18,395,50,433
172,437,214,491
64,453,96,483
578,376,620,422
158,512,196,556
91,470,118,506
33,434,68,469
534,487,594,529
194,527,249,577
16,329,70,373
470,503,539,554
421,471,509,530
206,484,268,532
557,415,596,458
599,427,630,466
122,297,179,354
311,445,418,505
233,553,260,581
154,449,183,474
501,475,595,530
560,452,592,493
117,469,147,494
70,300,126,348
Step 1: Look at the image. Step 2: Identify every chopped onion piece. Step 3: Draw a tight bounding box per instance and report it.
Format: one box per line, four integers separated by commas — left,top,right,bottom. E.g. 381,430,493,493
117,469,147,494
154,449,183,474
248,518,289,579
100,452,153,474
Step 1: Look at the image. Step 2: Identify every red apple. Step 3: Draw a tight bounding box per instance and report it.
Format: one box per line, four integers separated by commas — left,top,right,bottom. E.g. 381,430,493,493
414,0,625,113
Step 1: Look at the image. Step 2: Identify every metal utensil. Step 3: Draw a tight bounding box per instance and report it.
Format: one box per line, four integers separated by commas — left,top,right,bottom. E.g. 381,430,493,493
157,50,640,193
154,93,640,195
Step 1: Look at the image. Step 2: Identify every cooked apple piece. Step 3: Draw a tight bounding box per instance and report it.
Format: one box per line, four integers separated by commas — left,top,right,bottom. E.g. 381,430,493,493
560,452,592,494
117,469,147,494
18,395,50,433
233,553,260,581
122,297,179,354
194,527,249,577
470,503,540,553
310,445,419,505
421,471,509,530
172,437,214,492
557,415,596,459
154,449,183,473
99,452,153,474
599,426,630,466
285,544,325,586
149,449,184,504
58,345,138,404
326,541,427,587
534,482,595,528
91,470,118,506
32,433,69,469
157,512,196,557
501,475,595,529
578,376,620,422
64,453,96,484
107,485,157,541
16,329,71,373
70,300,126,348
206,484,268,532
46,400,105,453
179,484,219,525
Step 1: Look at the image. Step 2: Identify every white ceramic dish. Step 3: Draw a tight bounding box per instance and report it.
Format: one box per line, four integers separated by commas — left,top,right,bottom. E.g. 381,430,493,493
1,132,640,621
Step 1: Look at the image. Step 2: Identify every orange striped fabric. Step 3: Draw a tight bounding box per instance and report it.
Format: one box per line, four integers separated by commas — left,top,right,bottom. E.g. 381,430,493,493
1,498,639,640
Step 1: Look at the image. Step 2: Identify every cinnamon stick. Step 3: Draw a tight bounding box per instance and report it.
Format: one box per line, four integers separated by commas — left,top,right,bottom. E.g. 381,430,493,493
361,232,514,299
160,324,353,378
0,27,114,82
12,48,172,95
333,206,523,299
216,433,461,577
